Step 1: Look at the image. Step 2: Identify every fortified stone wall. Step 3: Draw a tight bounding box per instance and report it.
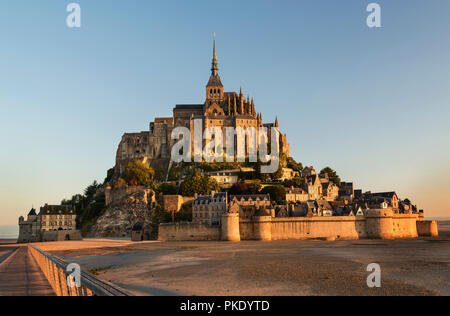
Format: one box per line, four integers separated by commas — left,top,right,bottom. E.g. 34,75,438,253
159,208,426,242
417,220,439,237
158,222,220,241
41,230,83,242
163,195,194,214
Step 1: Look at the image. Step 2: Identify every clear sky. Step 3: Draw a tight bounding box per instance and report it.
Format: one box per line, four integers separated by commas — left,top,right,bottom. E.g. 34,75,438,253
1,0,450,225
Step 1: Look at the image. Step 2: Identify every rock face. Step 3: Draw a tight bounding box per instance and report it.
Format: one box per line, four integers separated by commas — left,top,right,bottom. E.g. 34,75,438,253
89,188,156,238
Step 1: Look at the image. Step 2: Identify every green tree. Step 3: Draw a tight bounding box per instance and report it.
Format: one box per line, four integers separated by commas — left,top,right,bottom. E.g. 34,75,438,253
180,170,220,197
271,164,284,181
229,182,249,195
261,185,287,205
283,176,304,188
124,161,155,186
157,183,179,195
320,167,341,186
286,157,303,172
114,178,128,188
104,167,115,185
84,181,101,200
247,181,262,194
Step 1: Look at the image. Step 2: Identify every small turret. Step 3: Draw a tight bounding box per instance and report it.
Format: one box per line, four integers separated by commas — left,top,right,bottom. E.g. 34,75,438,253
251,98,255,117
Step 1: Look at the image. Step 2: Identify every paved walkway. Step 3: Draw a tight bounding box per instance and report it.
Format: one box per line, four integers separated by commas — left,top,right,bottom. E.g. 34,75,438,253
0,247,55,296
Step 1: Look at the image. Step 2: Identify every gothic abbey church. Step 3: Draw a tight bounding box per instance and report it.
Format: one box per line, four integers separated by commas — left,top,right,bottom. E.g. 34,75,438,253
115,36,290,174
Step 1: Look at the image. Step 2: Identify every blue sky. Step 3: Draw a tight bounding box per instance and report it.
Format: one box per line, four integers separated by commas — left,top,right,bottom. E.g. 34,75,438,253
1,0,450,224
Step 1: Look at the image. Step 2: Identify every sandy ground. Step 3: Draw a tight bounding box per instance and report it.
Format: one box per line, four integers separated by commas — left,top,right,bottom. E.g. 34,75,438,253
33,238,157,252
47,230,450,296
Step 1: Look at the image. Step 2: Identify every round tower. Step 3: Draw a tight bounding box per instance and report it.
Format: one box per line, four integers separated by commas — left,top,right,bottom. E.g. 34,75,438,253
365,209,394,239
221,213,240,242
253,216,272,241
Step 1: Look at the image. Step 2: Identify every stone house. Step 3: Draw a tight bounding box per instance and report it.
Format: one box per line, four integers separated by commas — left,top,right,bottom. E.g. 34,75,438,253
302,166,316,177
192,192,227,225
207,169,239,188
280,168,300,181
18,208,41,243
303,174,323,200
339,182,355,201
229,194,272,219
18,205,81,243
372,192,399,211
321,182,339,202
285,187,309,203
40,205,77,232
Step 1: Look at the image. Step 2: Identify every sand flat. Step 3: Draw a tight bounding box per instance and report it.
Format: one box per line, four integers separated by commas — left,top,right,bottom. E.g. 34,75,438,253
47,231,450,296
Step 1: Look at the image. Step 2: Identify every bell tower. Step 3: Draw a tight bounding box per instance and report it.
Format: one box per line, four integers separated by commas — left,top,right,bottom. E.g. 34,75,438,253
206,33,224,104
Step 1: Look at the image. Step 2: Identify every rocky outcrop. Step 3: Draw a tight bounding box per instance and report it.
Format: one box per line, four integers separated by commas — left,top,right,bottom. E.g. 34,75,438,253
89,188,156,238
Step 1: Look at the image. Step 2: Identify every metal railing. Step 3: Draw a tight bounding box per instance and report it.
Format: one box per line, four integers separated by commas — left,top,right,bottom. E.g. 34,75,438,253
28,244,133,296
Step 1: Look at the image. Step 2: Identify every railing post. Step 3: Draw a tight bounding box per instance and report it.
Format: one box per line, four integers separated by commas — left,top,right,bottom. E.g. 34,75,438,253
59,269,69,296
53,262,62,296
27,244,133,296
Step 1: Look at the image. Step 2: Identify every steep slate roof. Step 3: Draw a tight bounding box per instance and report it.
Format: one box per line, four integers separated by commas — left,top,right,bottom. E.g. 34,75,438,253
28,208,37,216
194,192,227,205
40,205,74,215
373,192,397,199
206,74,223,87
175,104,204,110
230,194,270,201
306,174,320,185
316,199,332,210
286,187,307,194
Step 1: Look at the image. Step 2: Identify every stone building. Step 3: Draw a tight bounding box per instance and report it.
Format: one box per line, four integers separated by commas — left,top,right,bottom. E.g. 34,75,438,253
229,194,273,219
192,192,228,225
280,168,300,181
207,169,240,188
359,192,400,212
285,187,309,203
40,204,77,232
321,182,339,201
303,173,323,200
339,182,355,201
18,208,41,243
162,195,194,215
18,205,81,243
114,36,290,176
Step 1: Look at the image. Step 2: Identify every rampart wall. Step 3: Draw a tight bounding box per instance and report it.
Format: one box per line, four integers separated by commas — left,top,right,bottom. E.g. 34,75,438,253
158,208,434,242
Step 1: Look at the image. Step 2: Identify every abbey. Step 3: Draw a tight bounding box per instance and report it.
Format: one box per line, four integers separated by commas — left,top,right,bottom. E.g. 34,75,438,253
115,35,290,175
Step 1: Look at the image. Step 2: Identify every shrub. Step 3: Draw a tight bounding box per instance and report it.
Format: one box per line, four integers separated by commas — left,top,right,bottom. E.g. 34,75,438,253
124,161,155,186
180,170,220,197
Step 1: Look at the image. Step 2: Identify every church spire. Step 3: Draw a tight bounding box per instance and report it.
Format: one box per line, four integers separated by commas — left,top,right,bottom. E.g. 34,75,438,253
211,32,219,76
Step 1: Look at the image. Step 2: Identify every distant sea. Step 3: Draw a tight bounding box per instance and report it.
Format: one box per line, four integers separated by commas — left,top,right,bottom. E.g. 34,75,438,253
0,226,19,240
428,217,450,222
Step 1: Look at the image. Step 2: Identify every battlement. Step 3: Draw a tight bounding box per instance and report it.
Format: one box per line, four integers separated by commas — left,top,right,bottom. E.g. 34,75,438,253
159,208,431,242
